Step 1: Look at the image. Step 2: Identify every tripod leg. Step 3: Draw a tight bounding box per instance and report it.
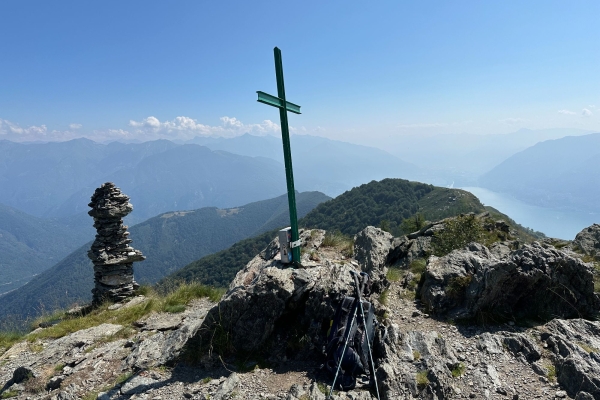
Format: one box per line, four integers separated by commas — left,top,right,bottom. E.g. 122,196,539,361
328,304,358,400
351,272,381,400
357,298,381,400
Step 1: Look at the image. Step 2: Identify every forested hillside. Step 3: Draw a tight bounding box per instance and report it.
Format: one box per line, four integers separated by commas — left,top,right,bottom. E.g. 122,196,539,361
301,178,485,235
0,203,92,295
159,179,488,289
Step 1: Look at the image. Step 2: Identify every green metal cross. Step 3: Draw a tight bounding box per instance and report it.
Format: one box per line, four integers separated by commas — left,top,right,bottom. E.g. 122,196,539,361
257,47,301,264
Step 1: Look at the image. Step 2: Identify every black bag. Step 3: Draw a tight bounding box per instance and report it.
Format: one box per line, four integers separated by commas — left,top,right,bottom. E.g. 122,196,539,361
325,296,376,391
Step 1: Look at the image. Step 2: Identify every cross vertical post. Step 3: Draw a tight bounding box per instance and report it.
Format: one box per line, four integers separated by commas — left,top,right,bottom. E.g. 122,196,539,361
257,47,302,264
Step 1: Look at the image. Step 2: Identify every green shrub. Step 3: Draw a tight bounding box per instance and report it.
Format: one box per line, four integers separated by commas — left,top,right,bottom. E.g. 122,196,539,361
379,219,392,233
432,215,483,256
416,370,429,388
400,213,426,234
451,363,466,377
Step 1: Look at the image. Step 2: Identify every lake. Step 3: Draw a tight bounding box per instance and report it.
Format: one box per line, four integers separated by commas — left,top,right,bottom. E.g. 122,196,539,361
460,187,599,240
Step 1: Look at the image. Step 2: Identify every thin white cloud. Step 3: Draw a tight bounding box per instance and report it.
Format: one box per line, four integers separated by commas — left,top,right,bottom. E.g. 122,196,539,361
1,115,288,143
499,118,526,125
127,115,280,140
397,123,448,129
0,119,48,137
558,109,577,115
582,108,593,117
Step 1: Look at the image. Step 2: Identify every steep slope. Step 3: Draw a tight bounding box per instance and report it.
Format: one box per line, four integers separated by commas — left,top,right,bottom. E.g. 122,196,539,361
161,178,488,289
0,204,93,295
0,192,329,328
479,133,600,213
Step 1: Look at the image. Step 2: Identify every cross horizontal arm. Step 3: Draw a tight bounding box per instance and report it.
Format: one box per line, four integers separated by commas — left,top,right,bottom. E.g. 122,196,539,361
256,91,301,114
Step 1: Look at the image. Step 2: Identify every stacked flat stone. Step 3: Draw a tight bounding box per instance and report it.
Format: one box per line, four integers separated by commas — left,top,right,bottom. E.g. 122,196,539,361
88,182,145,304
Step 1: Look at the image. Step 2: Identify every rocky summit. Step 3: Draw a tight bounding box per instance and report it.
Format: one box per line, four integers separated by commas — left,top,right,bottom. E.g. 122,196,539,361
1,217,600,399
88,182,146,304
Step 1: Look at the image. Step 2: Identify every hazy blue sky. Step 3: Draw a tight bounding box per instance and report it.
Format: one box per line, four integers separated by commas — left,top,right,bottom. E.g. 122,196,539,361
1,1,598,144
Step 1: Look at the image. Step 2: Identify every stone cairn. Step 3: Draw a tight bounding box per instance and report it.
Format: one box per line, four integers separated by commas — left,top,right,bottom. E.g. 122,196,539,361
88,182,145,304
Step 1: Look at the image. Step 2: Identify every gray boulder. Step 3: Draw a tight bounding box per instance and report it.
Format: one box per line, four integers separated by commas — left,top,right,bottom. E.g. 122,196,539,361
387,235,433,269
125,299,212,369
574,224,600,260
354,226,393,273
191,228,386,356
376,324,458,400
541,318,600,399
420,241,598,321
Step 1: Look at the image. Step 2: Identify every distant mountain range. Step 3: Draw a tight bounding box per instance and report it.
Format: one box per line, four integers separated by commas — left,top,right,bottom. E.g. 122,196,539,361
380,128,593,186
188,133,421,195
0,191,329,329
0,135,419,223
479,132,600,213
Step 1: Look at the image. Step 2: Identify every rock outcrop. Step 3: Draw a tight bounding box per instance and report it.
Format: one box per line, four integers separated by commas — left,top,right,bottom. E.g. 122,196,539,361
4,223,600,400
88,182,145,304
193,228,382,355
574,223,600,260
419,241,598,321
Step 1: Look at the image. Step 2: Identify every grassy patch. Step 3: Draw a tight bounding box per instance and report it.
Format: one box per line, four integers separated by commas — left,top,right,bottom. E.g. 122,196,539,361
321,231,354,257
0,332,24,356
379,289,389,306
451,363,466,377
386,267,402,282
317,382,328,394
413,350,421,360
409,258,427,275
163,283,224,306
547,364,557,382
114,372,133,386
81,393,98,400
27,341,43,353
31,309,68,330
399,289,417,301
416,370,429,389
26,283,223,342
1,390,19,399
577,341,600,354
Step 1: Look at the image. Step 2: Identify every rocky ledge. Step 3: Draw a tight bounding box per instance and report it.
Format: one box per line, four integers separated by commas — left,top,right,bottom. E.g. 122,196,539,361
1,219,600,400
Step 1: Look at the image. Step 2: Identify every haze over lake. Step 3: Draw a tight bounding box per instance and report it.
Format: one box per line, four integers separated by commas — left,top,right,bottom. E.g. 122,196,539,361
461,187,598,240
